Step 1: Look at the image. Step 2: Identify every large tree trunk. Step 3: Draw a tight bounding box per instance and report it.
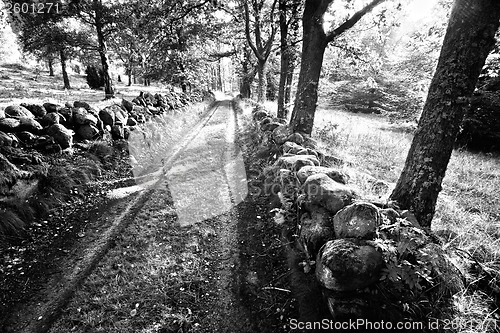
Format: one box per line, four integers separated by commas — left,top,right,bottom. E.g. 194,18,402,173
59,49,71,90
256,60,267,102
289,0,329,134
277,0,289,119
94,0,114,99
390,0,500,227
290,0,384,134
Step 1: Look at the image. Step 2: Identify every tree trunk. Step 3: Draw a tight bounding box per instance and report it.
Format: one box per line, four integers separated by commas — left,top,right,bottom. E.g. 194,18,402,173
59,49,71,90
94,0,114,99
128,72,132,86
285,65,294,104
289,0,329,134
48,57,55,76
277,0,289,118
390,0,500,227
257,60,267,102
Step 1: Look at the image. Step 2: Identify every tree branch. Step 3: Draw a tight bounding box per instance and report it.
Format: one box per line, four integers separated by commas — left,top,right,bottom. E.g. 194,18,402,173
326,0,386,43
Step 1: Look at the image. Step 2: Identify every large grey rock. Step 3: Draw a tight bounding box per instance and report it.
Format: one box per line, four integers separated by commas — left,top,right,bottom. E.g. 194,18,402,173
114,107,128,125
19,117,43,134
316,239,384,291
122,98,134,113
99,106,116,126
286,132,304,145
111,124,124,140
21,104,47,118
5,105,33,119
47,124,73,149
74,101,91,111
43,102,63,113
76,124,100,140
275,155,319,171
253,110,268,121
282,141,305,155
297,165,349,184
0,131,13,146
299,206,335,259
272,124,292,144
302,173,356,214
58,107,73,121
16,131,38,146
41,112,61,126
72,107,88,125
127,117,138,126
333,202,382,239
0,118,20,132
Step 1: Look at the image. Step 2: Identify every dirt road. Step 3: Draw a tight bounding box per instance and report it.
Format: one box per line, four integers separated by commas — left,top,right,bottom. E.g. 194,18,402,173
4,99,292,333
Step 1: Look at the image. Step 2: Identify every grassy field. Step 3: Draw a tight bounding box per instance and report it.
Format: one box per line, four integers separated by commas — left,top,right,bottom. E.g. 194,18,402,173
312,102,500,332
0,63,182,109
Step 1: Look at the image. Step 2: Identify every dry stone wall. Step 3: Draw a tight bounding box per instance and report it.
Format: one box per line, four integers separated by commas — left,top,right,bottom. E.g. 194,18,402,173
238,98,465,324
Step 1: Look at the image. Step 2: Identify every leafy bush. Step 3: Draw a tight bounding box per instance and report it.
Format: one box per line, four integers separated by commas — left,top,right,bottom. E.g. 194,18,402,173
85,65,104,89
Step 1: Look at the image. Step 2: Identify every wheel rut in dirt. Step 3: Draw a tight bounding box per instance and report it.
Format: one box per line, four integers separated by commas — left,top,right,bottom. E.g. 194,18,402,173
5,99,287,333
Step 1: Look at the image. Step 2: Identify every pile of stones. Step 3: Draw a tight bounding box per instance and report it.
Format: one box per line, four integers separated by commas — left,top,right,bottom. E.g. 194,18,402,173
0,91,194,153
242,98,464,322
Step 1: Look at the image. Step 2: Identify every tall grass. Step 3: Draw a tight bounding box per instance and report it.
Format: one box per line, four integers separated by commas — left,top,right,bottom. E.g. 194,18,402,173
313,106,500,332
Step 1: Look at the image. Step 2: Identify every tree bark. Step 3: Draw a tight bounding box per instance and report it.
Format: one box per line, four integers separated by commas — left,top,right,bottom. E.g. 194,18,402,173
277,0,289,118
47,57,55,76
256,60,267,102
284,66,294,104
277,0,300,119
59,49,71,90
93,0,114,99
390,0,500,227
289,0,329,134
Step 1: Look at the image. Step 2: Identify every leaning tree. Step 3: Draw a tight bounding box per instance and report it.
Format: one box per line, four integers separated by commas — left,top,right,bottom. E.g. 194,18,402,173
390,0,500,227
289,0,386,134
